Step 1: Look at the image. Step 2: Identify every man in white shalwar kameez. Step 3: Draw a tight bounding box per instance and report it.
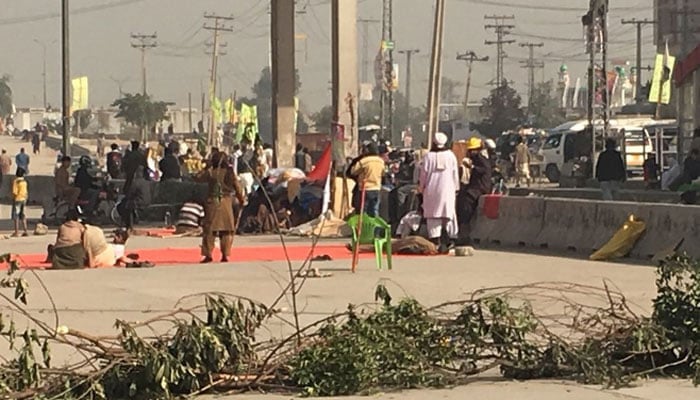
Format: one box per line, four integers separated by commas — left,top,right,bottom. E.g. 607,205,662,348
419,132,459,253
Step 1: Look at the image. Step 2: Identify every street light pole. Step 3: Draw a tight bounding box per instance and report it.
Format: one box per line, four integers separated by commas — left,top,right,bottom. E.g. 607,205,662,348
33,39,47,109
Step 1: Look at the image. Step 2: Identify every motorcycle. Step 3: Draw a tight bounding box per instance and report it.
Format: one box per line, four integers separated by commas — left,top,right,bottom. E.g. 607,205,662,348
46,178,120,226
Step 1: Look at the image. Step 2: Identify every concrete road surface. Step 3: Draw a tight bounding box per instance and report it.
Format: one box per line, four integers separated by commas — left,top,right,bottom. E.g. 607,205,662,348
1,231,691,399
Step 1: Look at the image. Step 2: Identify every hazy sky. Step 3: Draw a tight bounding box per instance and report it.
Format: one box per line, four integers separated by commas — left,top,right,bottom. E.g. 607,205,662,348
1,0,653,114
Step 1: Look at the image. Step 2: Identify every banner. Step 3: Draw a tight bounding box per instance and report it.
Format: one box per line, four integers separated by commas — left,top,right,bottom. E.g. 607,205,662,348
223,98,234,124
211,96,222,125
236,103,259,144
648,42,675,105
71,76,88,112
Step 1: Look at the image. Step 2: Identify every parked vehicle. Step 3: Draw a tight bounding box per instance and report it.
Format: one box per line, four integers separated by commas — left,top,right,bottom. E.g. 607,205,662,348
540,118,672,183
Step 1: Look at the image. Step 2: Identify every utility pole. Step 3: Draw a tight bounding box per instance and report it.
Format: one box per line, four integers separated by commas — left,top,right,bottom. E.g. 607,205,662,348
484,15,516,88
621,18,656,103
130,33,157,95
380,0,397,144
61,0,70,157
33,39,55,109
271,2,296,167
426,0,446,148
398,49,419,130
358,18,380,83
519,42,544,109
456,51,489,118
203,13,234,146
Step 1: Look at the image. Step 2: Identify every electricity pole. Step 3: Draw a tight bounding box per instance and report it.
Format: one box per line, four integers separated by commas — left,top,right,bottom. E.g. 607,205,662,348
358,18,380,83
426,0,446,147
519,42,544,108
130,33,157,96
204,13,234,146
61,0,70,156
484,15,515,88
457,51,489,118
621,18,656,103
398,49,419,130
33,39,55,109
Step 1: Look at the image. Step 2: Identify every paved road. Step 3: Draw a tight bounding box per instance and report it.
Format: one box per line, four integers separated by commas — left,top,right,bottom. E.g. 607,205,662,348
0,231,686,398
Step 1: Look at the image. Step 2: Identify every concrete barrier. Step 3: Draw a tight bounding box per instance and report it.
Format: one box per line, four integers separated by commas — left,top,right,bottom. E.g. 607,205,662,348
468,195,699,261
632,204,700,259
470,196,498,244
488,196,545,247
591,201,647,251
535,199,599,254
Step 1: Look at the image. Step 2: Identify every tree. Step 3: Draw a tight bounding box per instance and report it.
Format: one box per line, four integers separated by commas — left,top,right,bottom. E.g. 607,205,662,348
528,80,566,129
0,75,12,118
474,84,525,137
111,93,169,139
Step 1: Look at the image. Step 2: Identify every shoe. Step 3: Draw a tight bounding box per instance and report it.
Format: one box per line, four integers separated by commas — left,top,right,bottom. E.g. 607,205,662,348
22,232,28,237
200,256,213,264
11,233,19,238
221,256,228,262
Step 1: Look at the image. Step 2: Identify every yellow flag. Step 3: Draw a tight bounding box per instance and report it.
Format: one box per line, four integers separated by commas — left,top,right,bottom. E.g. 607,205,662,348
71,76,88,112
648,43,675,105
212,97,222,125
223,98,232,124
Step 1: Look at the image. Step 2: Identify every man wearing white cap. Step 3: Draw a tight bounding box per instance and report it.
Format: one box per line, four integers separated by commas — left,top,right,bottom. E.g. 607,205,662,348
419,132,459,253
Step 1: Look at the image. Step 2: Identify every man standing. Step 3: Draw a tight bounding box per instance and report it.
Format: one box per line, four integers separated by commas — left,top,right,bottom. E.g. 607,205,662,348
122,141,146,192
419,132,459,253
15,148,29,175
514,136,531,187
457,137,492,228
159,148,182,181
350,142,385,217
595,139,626,201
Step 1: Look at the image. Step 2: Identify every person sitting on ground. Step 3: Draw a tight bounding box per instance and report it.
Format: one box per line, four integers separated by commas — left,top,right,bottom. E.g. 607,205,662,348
50,209,86,269
111,228,138,267
55,156,80,205
83,222,115,268
682,149,700,184
175,198,206,236
159,147,182,181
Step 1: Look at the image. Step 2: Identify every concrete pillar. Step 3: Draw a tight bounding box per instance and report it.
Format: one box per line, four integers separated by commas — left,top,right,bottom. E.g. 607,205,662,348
332,0,359,163
271,1,296,168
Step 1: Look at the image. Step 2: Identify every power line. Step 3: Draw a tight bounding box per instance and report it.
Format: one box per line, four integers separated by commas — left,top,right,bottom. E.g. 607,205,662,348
621,18,656,103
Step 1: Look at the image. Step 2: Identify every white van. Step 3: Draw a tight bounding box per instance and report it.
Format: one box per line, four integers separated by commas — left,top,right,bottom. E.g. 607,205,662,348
541,118,657,182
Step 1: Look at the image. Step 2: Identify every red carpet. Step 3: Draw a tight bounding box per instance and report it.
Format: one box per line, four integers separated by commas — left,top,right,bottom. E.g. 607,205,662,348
6,244,371,270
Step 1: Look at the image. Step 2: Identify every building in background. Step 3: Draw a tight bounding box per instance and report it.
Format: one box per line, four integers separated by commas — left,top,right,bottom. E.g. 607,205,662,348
657,0,700,156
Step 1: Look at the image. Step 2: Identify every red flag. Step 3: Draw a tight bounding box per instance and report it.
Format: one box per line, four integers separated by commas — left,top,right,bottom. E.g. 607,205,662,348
306,142,332,182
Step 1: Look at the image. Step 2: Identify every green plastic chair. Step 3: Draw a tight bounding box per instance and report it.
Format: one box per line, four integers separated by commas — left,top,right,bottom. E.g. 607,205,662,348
347,214,392,270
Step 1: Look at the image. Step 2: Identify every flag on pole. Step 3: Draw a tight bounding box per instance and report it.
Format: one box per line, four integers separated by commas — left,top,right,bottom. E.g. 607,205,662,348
223,98,233,124
648,41,675,104
71,76,88,112
306,142,332,182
